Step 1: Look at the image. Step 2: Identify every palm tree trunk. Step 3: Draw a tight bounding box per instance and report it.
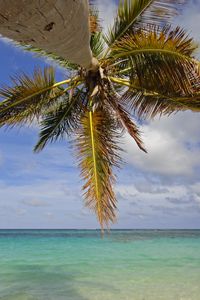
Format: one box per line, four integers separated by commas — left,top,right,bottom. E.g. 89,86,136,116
0,0,97,70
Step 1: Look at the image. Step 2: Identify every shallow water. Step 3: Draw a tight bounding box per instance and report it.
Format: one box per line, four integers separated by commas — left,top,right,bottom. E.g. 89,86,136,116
0,230,200,300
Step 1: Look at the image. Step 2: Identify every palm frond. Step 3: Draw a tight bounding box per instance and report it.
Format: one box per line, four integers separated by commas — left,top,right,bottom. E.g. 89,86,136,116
89,4,102,34
0,67,80,127
104,0,187,47
90,32,105,58
76,107,121,230
0,67,59,126
111,26,196,58
105,92,146,152
132,0,187,31
110,27,199,95
19,44,79,70
110,76,200,118
89,4,105,59
124,89,200,119
34,88,86,152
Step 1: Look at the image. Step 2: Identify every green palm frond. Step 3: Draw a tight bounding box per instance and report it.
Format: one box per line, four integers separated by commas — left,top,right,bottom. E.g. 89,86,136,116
34,88,86,152
105,0,151,46
0,67,80,127
19,44,79,70
110,27,199,95
104,0,187,47
0,67,58,126
76,107,121,230
90,32,105,58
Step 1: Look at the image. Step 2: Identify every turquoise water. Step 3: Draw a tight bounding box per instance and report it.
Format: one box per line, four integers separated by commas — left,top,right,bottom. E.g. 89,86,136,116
0,230,200,300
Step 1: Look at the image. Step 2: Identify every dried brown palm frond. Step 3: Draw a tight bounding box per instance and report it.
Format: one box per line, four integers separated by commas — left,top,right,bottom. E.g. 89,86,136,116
89,7,102,34
75,108,122,230
105,92,147,152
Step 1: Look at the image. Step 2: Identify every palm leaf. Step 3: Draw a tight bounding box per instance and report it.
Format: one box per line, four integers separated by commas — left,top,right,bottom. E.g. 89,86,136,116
19,45,79,70
76,107,121,230
124,89,200,119
105,0,187,47
110,27,199,95
0,67,60,126
89,3,102,34
110,76,200,118
89,4,105,59
34,88,86,152
105,93,147,152
90,32,105,58
0,67,80,127
132,0,187,30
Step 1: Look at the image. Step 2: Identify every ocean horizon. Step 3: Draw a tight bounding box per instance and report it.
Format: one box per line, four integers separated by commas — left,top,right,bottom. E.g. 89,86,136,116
0,229,200,299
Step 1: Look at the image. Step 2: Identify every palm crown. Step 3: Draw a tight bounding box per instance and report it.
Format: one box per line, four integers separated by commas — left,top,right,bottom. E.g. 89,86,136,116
0,0,200,230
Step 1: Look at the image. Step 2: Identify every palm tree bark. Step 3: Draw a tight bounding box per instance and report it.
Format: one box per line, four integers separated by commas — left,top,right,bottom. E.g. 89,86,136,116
0,0,98,70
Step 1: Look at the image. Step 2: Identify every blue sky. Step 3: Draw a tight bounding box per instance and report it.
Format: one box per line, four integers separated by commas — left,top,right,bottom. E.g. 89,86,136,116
0,0,200,229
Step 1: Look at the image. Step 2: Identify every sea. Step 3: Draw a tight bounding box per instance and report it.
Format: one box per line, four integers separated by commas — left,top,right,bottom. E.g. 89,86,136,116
0,229,199,300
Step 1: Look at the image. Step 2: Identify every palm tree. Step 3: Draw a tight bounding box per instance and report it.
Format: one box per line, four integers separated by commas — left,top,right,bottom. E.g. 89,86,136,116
0,0,200,230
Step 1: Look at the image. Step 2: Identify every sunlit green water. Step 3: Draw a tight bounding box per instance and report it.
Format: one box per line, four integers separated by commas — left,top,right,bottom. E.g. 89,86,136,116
0,230,200,300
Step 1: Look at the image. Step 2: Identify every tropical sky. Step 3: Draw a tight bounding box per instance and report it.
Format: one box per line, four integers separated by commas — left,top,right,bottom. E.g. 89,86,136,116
0,0,200,229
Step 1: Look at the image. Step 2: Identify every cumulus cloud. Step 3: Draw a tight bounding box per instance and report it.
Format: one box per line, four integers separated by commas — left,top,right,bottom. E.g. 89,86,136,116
123,111,200,177
116,184,138,199
134,181,169,194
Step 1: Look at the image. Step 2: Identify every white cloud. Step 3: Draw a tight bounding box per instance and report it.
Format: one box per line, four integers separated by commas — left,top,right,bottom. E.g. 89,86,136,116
192,182,200,194
0,179,78,203
116,184,137,197
123,111,200,176
0,178,91,228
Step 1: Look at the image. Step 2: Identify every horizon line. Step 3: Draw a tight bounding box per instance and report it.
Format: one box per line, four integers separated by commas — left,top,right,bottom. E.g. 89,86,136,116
0,228,200,230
